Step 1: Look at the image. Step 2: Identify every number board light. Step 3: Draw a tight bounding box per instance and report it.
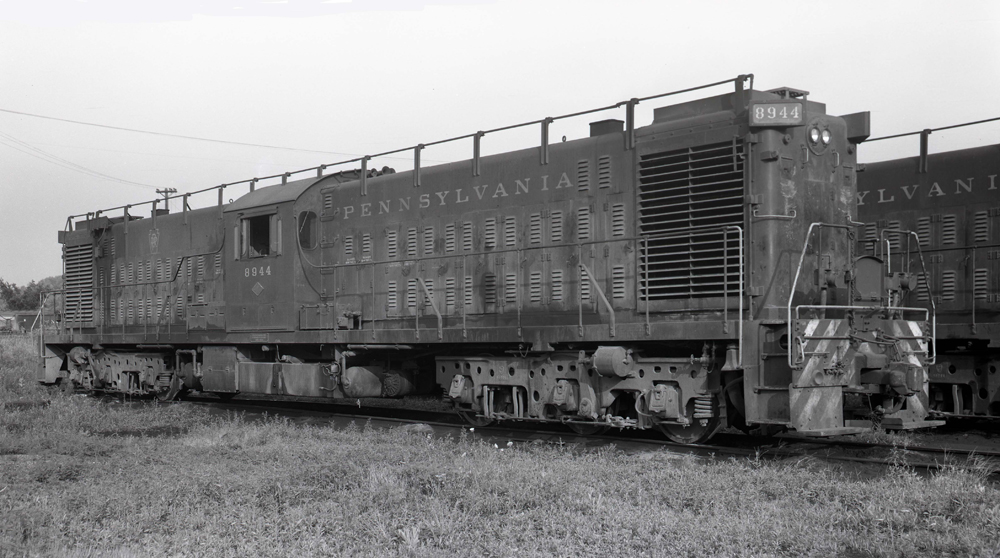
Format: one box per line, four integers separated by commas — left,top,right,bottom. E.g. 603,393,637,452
749,102,804,127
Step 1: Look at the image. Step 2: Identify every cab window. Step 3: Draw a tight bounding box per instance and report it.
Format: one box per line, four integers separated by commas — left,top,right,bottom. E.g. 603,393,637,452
298,211,317,250
238,214,280,259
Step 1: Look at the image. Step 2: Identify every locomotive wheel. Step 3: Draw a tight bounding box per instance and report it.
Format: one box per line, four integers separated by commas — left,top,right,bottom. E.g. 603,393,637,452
456,408,493,427
656,417,722,445
565,419,609,436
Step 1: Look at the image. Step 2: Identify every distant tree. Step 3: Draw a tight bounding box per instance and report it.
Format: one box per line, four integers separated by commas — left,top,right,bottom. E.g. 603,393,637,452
0,280,46,311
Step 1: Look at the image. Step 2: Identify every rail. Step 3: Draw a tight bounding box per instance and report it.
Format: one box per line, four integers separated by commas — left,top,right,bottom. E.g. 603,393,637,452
61,75,754,229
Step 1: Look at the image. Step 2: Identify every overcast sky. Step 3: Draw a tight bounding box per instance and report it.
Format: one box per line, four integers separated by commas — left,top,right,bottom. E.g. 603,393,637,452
1,0,998,285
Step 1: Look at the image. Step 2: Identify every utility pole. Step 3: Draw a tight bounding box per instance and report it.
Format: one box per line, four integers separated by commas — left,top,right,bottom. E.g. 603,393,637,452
156,188,177,212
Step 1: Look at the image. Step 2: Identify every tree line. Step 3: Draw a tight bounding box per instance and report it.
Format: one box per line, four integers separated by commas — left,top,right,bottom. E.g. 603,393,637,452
0,277,61,311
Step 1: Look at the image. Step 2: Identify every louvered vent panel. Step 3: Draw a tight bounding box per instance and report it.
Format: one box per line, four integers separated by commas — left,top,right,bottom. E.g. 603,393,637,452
214,254,221,275
530,272,542,302
597,156,612,189
445,224,456,253
916,217,931,248
464,276,473,306
407,279,418,308
505,217,517,247
577,207,591,240
504,273,517,304
387,230,398,259
886,221,902,253
423,279,434,305
344,236,354,257
387,280,398,309
323,193,333,212
407,228,418,258
637,141,745,300
550,211,563,243
916,273,931,302
942,214,957,245
484,274,497,305
64,243,95,323
423,227,434,255
485,219,497,249
577,160,590,191
974,212,989,244
612,266,626,299
529,214,542,244
463,223,474,251
551,270,564,302
362,233,372,259
445,277,456,308
974,269,989,300
612,204,625,237
865,223,878,242
580,267,591,301
941,270,957,301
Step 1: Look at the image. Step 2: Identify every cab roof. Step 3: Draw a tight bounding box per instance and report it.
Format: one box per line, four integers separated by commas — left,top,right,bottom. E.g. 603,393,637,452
223,176,317,213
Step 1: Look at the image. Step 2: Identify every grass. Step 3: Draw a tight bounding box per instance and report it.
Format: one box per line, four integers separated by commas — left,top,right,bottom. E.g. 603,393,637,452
2,336,1000,557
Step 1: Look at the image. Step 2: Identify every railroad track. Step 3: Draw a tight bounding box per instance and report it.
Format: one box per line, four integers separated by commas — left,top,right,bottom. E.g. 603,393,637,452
165,393,1000,477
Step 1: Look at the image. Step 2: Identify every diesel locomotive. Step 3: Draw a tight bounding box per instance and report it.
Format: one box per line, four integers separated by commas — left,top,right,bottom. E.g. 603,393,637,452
39,76,943,443
858,135,1000,417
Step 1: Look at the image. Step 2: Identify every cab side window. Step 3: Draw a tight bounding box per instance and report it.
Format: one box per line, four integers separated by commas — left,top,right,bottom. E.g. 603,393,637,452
237,214,281,259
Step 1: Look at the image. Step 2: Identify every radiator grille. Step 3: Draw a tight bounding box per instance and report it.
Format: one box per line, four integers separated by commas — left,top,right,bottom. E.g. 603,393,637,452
637,140,744,300
64,243,95,323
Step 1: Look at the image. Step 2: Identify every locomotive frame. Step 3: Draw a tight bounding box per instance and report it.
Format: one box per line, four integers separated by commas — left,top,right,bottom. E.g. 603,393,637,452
40,75,943,443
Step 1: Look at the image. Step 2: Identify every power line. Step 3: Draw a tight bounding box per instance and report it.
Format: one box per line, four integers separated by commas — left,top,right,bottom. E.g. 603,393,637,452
0,131,159,189
0,106,360,156
0,106,452,163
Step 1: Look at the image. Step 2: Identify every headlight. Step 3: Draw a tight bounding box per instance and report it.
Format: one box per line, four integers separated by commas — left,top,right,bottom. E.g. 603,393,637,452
821,129,832,145
809,127,820,144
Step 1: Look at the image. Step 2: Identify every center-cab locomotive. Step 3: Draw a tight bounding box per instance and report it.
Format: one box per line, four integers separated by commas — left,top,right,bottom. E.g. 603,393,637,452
41,77,942,442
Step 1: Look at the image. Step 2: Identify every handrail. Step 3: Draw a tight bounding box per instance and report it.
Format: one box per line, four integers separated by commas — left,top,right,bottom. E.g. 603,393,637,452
63,75,753,226
788,222,937,368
